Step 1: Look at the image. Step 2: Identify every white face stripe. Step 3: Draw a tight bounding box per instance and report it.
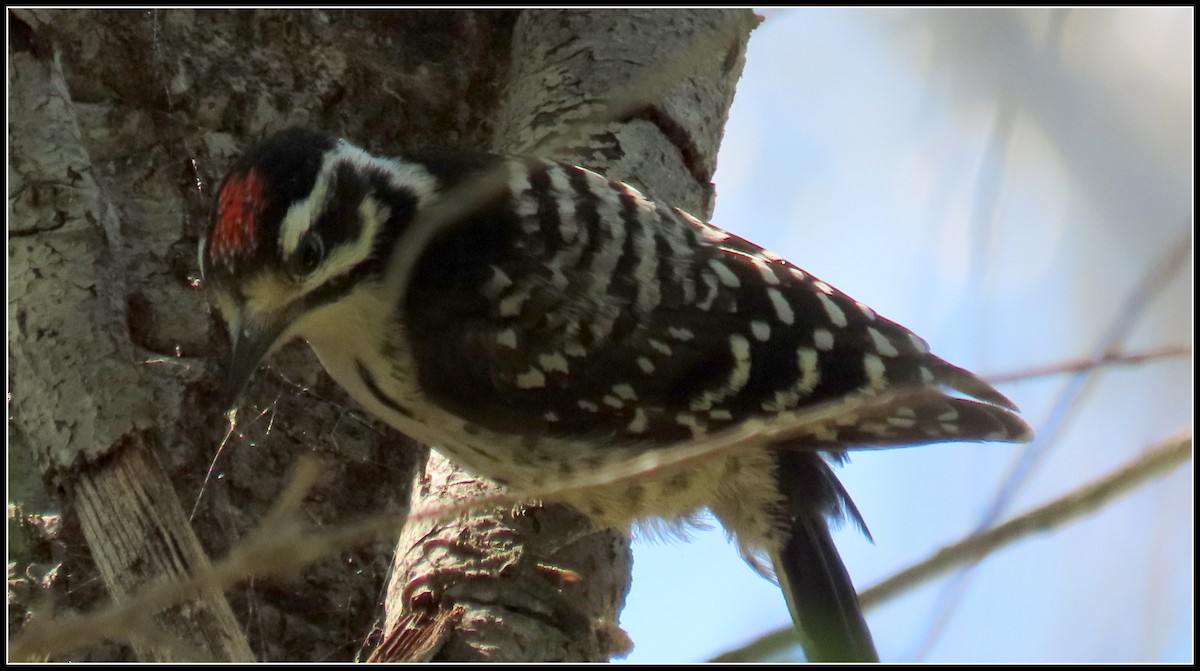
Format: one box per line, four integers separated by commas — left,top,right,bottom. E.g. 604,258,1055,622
274,140,442,305
279,140,440,260
278,151,336,260
303,197,388,291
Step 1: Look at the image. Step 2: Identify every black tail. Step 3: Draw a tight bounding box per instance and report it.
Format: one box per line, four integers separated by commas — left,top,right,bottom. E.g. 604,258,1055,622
772,450,878,662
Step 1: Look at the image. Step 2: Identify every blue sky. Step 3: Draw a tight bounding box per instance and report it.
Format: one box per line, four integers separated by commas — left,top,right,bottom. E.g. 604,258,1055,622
617,8,1193,663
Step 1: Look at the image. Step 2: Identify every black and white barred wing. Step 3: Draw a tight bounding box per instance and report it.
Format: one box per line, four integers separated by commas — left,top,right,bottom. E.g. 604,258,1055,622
402,158,1032,450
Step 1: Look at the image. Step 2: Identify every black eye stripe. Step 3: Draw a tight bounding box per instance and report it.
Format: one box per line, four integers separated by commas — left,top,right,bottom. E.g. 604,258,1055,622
289,232,325,278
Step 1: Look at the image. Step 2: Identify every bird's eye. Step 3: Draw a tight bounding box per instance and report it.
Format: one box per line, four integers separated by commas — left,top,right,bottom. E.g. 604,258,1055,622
289,233,325,279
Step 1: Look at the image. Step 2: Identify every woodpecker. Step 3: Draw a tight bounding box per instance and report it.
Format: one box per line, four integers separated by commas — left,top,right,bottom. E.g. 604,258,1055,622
200,128,1032,662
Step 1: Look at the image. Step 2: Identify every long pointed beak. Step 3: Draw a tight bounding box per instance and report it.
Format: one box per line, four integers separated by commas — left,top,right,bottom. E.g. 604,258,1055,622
224,310,291,409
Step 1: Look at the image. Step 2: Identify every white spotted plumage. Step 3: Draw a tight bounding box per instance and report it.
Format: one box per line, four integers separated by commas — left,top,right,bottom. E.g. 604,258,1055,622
767,287,796,325
207,129,1034,665
209,129,1030,480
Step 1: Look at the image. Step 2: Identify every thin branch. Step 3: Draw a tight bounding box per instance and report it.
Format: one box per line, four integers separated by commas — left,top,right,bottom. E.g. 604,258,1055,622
10,457,342,661
905,222,1195,658
917,8,1073,658
860,431,1191,609
405,387,951,524
17,407,1189,661
986,344,1191,385
985,224,1191,526
711,431,1193,662
10,387,919,661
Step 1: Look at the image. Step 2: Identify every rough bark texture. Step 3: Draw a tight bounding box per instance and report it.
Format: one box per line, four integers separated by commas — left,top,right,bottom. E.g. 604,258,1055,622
374,452,636,662
497,9,754,219
9,14,250,660
8,8,512,661
8,7,755,662
376,8,757,662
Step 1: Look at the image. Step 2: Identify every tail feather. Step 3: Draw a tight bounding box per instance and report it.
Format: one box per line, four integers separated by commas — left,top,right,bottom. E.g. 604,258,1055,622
772,450,878,662
928,357,1019,412
778,383,1033,451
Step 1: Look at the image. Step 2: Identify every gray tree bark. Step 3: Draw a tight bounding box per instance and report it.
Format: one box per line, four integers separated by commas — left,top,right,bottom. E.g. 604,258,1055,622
374,9,757,662
8,8,509,661
8,8,756,661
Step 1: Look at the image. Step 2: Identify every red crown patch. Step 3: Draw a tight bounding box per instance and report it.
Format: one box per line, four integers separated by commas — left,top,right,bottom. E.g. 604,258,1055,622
210,169,267,269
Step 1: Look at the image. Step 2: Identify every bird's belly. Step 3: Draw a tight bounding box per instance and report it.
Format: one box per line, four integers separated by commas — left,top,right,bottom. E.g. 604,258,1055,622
307,335,775,531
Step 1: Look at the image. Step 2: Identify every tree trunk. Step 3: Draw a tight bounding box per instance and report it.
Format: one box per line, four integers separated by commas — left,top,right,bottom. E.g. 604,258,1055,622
373,9,757,662
9,13,251,660
7,8,755,661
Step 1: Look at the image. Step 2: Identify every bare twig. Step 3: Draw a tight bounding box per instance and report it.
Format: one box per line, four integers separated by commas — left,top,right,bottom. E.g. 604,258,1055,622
985,224,1191,527
10,386,915,660
18,394,1189,661
916,10,1073,656
711,431,1193,662
986,345,1191,385
11,457,341,661
859,431,1191,609
405,387,946,523
919,224,1195,653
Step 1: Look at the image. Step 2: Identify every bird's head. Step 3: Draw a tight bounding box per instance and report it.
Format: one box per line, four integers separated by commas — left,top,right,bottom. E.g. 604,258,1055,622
199,128,422,403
